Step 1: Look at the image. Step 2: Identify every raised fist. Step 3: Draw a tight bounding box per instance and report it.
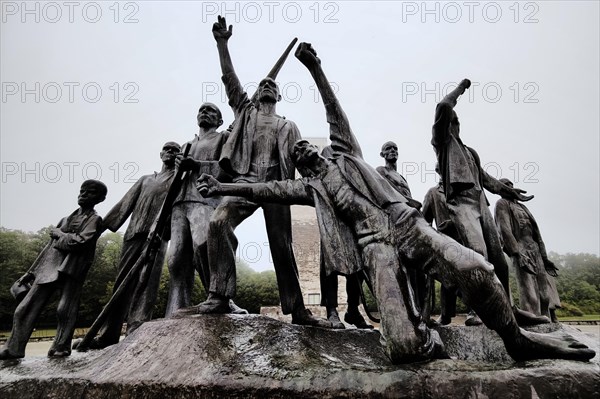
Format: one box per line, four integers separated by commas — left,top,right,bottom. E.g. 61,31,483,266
295,42,320,66
212,15,232,42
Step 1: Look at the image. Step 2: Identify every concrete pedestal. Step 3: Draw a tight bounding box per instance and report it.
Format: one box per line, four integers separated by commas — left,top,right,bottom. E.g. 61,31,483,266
1,315,598,398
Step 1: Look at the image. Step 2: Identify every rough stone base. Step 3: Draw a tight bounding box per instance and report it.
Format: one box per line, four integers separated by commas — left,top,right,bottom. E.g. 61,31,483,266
0,314,598,398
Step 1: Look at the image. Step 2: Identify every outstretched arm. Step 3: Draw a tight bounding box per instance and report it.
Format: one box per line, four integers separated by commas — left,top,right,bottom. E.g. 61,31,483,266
213,15,249,117
431,79,470,147
295,43,362,158
482,170,533,202
102,178,143,232
196,174,314,206
213,15,234,76
442,79,471,108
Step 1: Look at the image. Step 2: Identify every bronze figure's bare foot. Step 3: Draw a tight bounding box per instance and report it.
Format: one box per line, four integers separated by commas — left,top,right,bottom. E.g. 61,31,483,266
514,307,551,326
506,329,595,362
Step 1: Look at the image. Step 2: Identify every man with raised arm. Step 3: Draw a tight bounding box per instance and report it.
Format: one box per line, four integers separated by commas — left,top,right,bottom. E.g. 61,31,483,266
431,79,550,325
196,43,594,364
190,16,326,327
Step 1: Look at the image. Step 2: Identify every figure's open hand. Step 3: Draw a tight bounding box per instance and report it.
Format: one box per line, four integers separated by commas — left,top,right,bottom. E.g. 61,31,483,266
212,15,232,41
196,174,221,197
295,42,320,66
511,187,534,202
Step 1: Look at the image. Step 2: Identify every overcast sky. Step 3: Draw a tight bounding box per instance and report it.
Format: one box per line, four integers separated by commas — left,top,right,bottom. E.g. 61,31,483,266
1,1,598,272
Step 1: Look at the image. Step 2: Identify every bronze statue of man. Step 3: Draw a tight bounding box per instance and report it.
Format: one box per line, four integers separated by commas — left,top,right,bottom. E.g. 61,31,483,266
190,17,326,327
196,42,594,364
422,171,479,326
431,79,549,325
376,141,421,210
376,141,429,314
319,145,372,330
74,142,180,350
495,178,561,321
166,103,246,316
0,180,107,359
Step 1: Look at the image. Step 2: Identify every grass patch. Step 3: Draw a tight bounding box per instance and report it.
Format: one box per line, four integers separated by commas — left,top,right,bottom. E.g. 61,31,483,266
0,328,57,339
558,314,600,322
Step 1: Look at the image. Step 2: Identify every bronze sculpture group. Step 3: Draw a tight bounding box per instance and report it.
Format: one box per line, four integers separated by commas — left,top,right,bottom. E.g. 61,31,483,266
0,16,594,364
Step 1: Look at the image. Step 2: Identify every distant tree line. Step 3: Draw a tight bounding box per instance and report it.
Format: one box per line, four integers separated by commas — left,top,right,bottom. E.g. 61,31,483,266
1,227,599,330
548,252,600,316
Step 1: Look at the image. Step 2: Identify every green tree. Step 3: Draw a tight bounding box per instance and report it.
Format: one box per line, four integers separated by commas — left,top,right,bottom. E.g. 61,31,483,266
0,227,51,329
549,252,600,316
362,280,377,312
77,232,123,326
152,261,208,318
234,262,280,313
152,263,171,318
152,260,278,317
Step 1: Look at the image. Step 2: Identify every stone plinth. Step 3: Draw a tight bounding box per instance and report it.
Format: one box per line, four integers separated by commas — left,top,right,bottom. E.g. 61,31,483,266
1,315,598,398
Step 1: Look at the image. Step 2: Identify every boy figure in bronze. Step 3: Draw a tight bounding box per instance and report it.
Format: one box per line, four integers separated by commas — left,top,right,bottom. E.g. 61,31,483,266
0,180,107,359
196,43,594,364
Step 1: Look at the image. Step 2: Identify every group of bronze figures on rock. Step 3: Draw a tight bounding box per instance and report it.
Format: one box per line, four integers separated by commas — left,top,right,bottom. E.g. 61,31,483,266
1,17,594,364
